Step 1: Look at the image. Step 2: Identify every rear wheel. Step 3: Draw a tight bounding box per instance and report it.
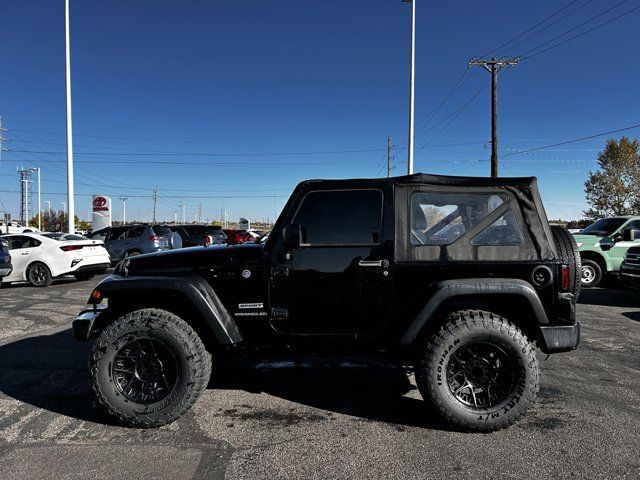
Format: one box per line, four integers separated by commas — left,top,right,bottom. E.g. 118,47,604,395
581,258,603,288
89,308,212,428
415,310,539,432
27,262,53,287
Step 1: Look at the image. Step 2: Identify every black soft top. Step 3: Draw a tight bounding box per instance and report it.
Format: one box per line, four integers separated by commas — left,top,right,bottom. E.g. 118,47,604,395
300,173,539,188
295,173,557,262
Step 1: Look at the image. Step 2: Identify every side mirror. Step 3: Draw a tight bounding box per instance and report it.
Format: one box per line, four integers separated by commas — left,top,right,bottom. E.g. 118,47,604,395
282,223,302,249
600,236,615,251
623,228,636,242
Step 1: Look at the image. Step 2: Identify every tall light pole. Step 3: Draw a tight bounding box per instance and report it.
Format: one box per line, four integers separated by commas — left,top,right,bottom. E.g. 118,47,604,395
65,0,75,233
403,0,416,175
29,168,41,230
119,197,128,225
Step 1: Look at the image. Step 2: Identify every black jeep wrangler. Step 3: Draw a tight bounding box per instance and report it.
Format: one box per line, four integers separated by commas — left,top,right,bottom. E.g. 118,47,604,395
73,174,581,432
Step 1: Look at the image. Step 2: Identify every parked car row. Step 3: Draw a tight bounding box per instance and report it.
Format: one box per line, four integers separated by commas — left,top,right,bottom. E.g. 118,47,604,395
86,224,266,264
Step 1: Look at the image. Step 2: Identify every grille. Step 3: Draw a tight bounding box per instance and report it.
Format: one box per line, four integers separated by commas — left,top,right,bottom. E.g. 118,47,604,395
624,253,640,266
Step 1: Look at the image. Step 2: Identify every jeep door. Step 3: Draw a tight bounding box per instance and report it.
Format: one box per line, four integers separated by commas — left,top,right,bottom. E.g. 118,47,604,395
271,187,393,337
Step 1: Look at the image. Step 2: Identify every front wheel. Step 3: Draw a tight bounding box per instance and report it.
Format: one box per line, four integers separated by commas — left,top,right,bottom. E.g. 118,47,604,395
580,259,603,288
415,310,539,432
89,308,212,428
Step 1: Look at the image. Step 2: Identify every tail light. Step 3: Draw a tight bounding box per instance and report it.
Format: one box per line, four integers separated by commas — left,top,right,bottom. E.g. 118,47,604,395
561,265,570,290
60,245,83,252
149,235,159,241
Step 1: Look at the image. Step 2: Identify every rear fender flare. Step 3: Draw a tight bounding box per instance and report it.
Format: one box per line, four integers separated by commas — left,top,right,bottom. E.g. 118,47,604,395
93,274,242,344
399,278,549,345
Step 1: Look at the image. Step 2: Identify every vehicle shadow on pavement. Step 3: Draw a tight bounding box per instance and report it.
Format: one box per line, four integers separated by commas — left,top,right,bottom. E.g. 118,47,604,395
0,329,117,425
1,277,79,289
577,287,639,308
0,329,448,430
213,358,451,431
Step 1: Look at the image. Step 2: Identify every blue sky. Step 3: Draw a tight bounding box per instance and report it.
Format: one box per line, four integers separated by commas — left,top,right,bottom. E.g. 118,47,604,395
1,0,639,224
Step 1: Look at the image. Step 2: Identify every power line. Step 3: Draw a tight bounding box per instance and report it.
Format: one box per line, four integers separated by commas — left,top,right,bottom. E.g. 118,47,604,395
480,0,582,57
502,123,640,158
496,0,596,55
518,0,635,58
524,4,640,59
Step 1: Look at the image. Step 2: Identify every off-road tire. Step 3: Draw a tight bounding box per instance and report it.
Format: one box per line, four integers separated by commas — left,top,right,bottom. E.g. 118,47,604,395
415,310,539,432
550,225,581,300
89,308,212,428
580,258,602,288
74,272,95,281
27,262,53,287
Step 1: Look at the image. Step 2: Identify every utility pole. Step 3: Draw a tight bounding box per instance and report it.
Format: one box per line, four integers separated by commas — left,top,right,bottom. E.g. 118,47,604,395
403,0,416,175
386,137,393,178
468,57,520,178
152,187,158,224
119,197,128,225
198,203,202,223
0,116,4,171
65,0,76,233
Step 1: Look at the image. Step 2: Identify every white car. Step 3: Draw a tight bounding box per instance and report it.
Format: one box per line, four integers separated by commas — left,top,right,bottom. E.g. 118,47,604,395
0,221,38,234
0,232,110,287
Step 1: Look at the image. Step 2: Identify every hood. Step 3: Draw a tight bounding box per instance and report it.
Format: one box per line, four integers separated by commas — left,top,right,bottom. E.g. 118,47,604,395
116,243,264,276
572,233,605,247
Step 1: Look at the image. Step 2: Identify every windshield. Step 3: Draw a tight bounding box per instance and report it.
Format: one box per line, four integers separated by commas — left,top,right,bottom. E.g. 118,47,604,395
580,218,627,236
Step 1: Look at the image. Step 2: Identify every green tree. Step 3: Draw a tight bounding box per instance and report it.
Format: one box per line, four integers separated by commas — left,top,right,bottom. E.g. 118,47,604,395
584,137,640,220
29,210,80,232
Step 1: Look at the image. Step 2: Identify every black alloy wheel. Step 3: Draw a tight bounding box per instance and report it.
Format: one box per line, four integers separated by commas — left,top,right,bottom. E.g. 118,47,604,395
111,338,179,405
446,341,516,409
27,262,52,287
415,309,539,432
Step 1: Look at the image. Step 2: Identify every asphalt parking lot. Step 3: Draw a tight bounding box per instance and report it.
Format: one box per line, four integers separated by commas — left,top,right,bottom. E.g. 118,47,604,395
0,276,639,479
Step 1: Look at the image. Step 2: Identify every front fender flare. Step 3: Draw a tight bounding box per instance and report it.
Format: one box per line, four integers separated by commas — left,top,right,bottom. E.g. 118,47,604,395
399,278,549,345
90,274,242,344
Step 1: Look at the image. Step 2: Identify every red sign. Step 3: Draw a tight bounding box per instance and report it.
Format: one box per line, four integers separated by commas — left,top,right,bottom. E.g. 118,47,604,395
93,196,108,211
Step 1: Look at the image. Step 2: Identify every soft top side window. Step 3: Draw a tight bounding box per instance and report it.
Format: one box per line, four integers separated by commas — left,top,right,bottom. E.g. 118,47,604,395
471,211,523,246
293,189,383,246
411,192,506,246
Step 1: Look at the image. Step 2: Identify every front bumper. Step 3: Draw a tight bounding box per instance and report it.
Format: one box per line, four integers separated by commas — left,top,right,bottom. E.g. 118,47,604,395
620,267,640,289
539,322,581,353
72,305,108,341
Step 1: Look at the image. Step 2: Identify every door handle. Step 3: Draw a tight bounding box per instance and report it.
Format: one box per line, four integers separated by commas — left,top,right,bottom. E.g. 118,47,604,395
21,252,30,256
358,259,389,268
